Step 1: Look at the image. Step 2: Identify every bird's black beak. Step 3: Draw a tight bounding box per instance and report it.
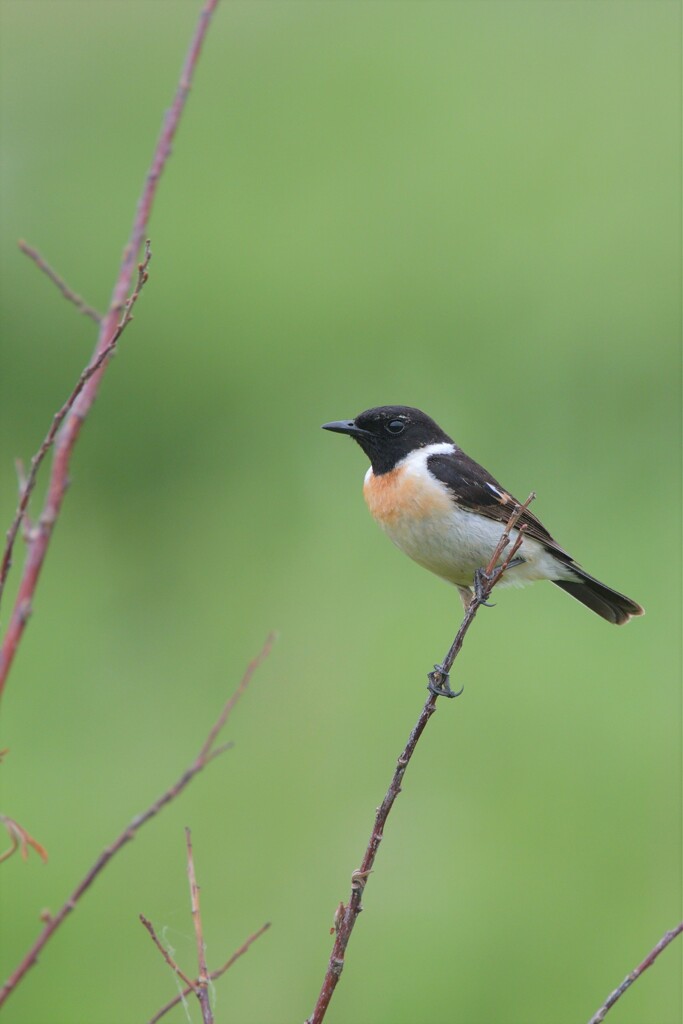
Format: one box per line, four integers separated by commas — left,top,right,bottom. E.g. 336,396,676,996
322,419,371,438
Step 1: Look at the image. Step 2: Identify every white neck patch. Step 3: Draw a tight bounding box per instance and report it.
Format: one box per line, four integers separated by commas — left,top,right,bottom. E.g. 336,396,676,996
395,442,456,477
364,442,456,483
415,442,457,459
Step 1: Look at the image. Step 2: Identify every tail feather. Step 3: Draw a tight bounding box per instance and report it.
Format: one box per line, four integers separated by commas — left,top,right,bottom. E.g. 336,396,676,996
553,567,644,625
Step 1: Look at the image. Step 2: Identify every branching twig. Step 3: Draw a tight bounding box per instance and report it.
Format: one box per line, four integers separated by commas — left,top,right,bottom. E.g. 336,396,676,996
146,922,271,1024
142,828,271,1024
0,0,220,700
305,495,535,1024
0,633,274,1009
186,827,212,1024
0,244,152,613
140,915,196,992
17,240,102,323
586,921,683,1024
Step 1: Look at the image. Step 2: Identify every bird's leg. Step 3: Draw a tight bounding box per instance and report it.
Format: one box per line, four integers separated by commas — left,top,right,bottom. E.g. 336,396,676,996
427,664,464,699
425,587,473,697
427,556,528,698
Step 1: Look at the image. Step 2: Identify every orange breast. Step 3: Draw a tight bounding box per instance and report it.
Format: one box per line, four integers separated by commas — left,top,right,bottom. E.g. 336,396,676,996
363,466,452,526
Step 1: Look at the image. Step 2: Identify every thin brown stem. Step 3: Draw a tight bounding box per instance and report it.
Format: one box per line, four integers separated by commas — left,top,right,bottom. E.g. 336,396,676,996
198,632,276,760
0,634,273,1009
586,922,683,1024
186,828,213,1024
18,240,102,323
0,0,220,700
14,461,33,542
146,922,271,1024
140,915,197,992
305,495,535,1024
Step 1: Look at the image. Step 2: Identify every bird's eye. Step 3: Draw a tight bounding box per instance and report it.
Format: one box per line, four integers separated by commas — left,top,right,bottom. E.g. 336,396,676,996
386,419,405,435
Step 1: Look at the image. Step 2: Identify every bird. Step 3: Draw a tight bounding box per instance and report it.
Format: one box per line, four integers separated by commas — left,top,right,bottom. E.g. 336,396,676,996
322,406,643,686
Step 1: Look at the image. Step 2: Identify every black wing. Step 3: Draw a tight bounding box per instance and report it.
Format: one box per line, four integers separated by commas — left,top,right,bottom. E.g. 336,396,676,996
427,449,574,563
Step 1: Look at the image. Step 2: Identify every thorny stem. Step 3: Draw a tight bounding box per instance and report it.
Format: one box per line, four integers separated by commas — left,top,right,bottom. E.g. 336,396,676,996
305,495,535,1024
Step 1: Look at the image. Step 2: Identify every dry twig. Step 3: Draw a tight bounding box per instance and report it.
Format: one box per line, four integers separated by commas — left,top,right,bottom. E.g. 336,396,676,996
186,827,212,1023
142,828,268,1024
146,922,271,1024
305,496,535,1024
0,0,220,699
0,633,274,1009
586,922,683,1024
140,915,196,992
17,240,102,323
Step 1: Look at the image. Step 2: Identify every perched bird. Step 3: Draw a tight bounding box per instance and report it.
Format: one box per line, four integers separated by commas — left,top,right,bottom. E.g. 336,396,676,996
323,405,643,635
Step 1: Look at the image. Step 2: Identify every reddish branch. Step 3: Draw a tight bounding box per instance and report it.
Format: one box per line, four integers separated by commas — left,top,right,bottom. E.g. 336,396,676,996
586,921,683,1024
17,241,102,323
146,922,271,1024
0,0,220,700
305,496,535,1024
0,243,151,612
0,634,274,1010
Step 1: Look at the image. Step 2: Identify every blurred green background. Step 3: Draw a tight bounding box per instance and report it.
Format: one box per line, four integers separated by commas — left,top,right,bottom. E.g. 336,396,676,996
0,2,680,1023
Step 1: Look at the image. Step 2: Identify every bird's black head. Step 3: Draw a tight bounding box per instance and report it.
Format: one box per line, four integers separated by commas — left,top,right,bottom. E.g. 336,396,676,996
322,405,453,475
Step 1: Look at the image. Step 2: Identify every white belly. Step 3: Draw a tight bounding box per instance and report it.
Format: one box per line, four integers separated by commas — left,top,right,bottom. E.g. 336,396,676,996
362,450,566,589
381,502,561,588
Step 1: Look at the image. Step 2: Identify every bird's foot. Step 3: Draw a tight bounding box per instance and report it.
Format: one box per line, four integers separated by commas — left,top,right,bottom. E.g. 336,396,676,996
505,556,525,571
474,556,525,605
427,664,464,699
473,568,496,606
